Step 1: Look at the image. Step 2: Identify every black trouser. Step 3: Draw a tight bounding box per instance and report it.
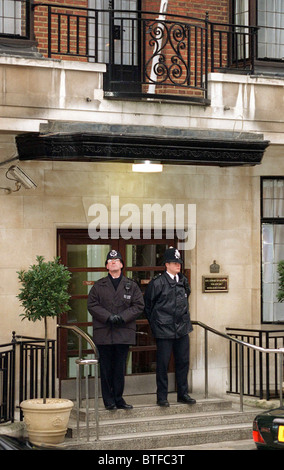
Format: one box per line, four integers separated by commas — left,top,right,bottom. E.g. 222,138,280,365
97,344,129,407
156,335,189,401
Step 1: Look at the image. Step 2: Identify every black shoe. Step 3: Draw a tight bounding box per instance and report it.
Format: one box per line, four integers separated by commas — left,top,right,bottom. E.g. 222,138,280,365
116,403,133,410
105,404,117,410
177,394,196,405
157,399,170,407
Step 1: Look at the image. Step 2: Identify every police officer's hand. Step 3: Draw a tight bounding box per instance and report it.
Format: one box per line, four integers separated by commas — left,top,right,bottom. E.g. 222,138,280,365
107,314,124,326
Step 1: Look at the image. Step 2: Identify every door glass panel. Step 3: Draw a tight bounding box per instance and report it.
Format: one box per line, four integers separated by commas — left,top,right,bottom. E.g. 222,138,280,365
68,298,92,324
234,0,249,59
88,0,138,65
125,244,167,267
67,325,96,378
125,270,163,290
67,244,111,267
67,325,93,351
69,271,107,296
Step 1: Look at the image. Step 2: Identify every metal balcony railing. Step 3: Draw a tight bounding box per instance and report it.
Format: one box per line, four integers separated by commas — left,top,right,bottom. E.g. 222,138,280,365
0,332,56,423
0,1,262,103
192,321,284,412
226,327,284,401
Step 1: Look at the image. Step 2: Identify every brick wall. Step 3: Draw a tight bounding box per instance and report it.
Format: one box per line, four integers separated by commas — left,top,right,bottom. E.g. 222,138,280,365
143,0,229,23
34,0,89,59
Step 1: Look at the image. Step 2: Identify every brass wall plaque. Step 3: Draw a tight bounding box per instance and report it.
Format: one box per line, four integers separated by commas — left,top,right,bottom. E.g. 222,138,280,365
202,276,229,293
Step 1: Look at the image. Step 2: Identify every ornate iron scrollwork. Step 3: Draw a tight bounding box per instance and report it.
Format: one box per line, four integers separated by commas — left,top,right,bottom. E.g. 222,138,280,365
144,20,191,87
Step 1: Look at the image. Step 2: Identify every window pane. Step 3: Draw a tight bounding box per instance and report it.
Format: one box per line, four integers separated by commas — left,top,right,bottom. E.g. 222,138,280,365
262,179,284,218
262,179,274,199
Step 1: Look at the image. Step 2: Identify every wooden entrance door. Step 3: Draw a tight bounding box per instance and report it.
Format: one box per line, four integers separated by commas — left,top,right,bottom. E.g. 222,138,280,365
57,229,186,384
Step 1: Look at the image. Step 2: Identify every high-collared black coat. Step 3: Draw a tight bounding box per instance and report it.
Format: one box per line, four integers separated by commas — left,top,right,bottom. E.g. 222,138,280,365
144,272,193,339
87,275,144,345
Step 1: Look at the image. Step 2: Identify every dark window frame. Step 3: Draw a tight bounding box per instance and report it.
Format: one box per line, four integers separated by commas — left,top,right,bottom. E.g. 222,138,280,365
231,0,284,74
261,176,284,324
0,0,36,50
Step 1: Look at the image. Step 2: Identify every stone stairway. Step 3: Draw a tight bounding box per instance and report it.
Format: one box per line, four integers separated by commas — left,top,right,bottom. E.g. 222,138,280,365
64,393,259,450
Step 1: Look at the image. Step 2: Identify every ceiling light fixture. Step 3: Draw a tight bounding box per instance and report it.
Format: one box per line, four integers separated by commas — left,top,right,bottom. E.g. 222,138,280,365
132,160,163,173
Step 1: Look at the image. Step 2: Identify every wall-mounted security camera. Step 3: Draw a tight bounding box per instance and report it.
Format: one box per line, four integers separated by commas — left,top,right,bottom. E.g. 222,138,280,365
0,165,37,193
0,165,37,194
7,165,37,190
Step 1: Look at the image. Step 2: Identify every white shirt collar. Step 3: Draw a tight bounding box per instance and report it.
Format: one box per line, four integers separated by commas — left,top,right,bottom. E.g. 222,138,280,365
166,272,179,281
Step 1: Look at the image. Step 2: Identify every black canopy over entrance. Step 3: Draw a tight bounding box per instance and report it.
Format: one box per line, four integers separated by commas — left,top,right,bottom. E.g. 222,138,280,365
16,124,269,167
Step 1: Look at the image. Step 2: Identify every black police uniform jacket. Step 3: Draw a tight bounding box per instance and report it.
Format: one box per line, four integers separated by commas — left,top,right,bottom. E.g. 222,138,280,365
144,272,193,339
88,275,144,345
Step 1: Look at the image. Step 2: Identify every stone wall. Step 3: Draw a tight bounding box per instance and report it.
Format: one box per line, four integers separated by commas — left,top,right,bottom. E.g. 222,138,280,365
0,56,283,394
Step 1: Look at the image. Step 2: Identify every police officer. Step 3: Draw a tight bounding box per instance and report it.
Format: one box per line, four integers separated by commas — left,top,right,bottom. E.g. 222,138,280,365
144,247,195,407
88,250,144,410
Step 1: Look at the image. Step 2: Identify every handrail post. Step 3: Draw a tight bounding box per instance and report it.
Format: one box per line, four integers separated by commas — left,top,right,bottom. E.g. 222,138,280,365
76,359,81,439
78,336,82,408
94,360,99,440
279,351,283,407
76,359,99,442
57,325,99,441
204,11,209,101
239,343,243,412
204,328,208,398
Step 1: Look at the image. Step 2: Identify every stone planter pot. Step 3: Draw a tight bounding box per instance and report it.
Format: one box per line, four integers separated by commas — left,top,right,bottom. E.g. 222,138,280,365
20,398,74,446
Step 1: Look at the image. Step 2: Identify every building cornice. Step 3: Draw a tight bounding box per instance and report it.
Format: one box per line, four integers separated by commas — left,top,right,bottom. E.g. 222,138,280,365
16,124,270,167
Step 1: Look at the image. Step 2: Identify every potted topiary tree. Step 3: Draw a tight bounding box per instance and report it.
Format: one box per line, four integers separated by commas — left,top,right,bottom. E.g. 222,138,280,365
17,255,74,446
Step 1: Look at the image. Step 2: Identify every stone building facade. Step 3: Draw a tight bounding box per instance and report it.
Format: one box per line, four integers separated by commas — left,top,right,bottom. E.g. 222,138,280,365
0,0,283,397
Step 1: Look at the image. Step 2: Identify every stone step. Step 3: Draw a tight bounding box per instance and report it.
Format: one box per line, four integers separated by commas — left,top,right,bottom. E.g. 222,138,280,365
69,408,257,438
64,394,258,450
65,422,253,450
71,395,233,422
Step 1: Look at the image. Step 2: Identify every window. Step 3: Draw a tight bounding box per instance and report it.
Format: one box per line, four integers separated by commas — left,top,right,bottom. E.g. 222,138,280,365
88,0,139,64
233,0,284,63
234,0,250,59
257,0,284,60
261,178,284,323
0,0,28,38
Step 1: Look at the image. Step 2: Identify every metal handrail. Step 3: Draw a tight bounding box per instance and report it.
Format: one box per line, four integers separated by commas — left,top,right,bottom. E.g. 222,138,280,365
57,325,99,441
57,324,98,359
192,321,284,411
